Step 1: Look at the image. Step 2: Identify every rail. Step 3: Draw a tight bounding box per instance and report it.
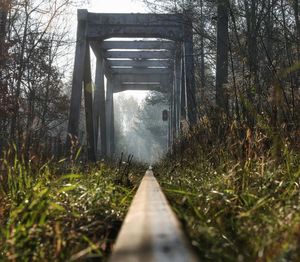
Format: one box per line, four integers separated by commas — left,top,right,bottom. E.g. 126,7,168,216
109,169,198,262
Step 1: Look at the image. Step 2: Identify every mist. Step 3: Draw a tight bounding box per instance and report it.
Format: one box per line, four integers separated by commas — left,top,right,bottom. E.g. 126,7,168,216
114,91,168,164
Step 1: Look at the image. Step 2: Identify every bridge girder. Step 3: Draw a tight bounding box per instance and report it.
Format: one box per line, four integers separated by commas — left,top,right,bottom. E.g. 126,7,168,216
106,59,173,68
104,50,173,59
109,68,171,75
101,40,176,50
67,9,196,161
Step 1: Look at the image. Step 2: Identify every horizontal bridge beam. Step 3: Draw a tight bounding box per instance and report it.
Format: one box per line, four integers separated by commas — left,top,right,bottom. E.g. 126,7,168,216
109,68,172,75
104,50,173,59
113,74,171,83
85,12,184,27
101,41,176,50
114,84,164,93
106,59,173,68
87,25,184,41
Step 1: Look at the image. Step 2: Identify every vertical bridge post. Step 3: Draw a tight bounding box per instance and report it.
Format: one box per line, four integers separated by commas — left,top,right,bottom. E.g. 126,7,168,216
67,10,87,146
184,13,197,126
67,9,96,161
94,52,107,157
83,45,96,161
106,78,115,157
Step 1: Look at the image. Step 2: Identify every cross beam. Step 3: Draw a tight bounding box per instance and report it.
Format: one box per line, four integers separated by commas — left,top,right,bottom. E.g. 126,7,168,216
104,50,173,59
114,83,166,93
106,59,173,68
83,12,185,40
109,68,171,75
113,74,171,84
101,40,176,50
86,13,184,26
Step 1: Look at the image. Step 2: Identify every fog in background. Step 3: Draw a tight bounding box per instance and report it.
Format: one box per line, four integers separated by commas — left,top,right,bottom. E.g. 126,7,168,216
114,91,169,163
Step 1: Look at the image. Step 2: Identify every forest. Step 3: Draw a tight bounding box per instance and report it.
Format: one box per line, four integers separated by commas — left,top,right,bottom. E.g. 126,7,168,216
1,0,300,261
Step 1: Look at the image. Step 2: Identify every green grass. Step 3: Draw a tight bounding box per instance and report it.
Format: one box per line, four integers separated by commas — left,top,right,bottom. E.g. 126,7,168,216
0,151,145,261
157,131,300,261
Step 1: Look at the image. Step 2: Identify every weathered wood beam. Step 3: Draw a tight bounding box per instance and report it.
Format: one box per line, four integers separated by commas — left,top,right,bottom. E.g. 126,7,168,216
109,170,198,262
67,10,87,147
184,16,197,125
93,56,107,157
87,25,184,41
113,74,171,84
83,45,96,161
106,79,114,157
104,50,173,59
110,67,171,75
106,59,172,68
175,53,182,137
86,12,184,26
101,40,175,50
113,83,165,93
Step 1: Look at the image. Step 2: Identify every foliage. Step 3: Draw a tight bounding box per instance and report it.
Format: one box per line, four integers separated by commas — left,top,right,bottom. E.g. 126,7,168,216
0,149,143,261
157,115,300,261
143,0,300,130
0,0,79,155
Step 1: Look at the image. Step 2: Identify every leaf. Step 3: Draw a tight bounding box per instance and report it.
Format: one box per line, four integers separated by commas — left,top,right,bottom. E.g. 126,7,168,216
75,147,82,161
57,184,77,193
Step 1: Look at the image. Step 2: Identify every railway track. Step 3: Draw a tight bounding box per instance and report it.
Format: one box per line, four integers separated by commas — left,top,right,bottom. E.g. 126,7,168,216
109,169,198,262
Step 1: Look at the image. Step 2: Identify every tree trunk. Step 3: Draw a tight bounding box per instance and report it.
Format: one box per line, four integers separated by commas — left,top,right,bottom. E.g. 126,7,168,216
199,0,205,97
0,1,9,151
215,0,229,112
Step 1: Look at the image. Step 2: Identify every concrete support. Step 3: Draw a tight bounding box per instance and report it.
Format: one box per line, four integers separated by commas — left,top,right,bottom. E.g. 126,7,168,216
94,55,107,157
106,78,115,157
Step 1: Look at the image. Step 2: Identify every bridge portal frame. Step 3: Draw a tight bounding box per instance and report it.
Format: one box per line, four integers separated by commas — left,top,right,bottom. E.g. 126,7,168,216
67,9,196,161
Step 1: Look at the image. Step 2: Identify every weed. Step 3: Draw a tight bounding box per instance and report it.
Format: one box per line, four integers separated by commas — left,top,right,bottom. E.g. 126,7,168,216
0,152,139,261
157,118,300,261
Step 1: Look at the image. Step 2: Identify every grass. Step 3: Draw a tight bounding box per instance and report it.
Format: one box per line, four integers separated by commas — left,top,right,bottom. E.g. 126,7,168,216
0,149,145,261
1,114,300,261
156,120,300,261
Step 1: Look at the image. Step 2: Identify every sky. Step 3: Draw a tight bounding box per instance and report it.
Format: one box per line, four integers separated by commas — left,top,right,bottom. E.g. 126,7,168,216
88,0,147,13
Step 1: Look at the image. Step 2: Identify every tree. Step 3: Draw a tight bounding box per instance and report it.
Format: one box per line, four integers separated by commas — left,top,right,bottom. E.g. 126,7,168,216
0,0,80,156
215,0,229,112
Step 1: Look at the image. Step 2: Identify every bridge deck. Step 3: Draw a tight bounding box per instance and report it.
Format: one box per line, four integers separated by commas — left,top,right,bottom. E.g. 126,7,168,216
109,170,198,262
